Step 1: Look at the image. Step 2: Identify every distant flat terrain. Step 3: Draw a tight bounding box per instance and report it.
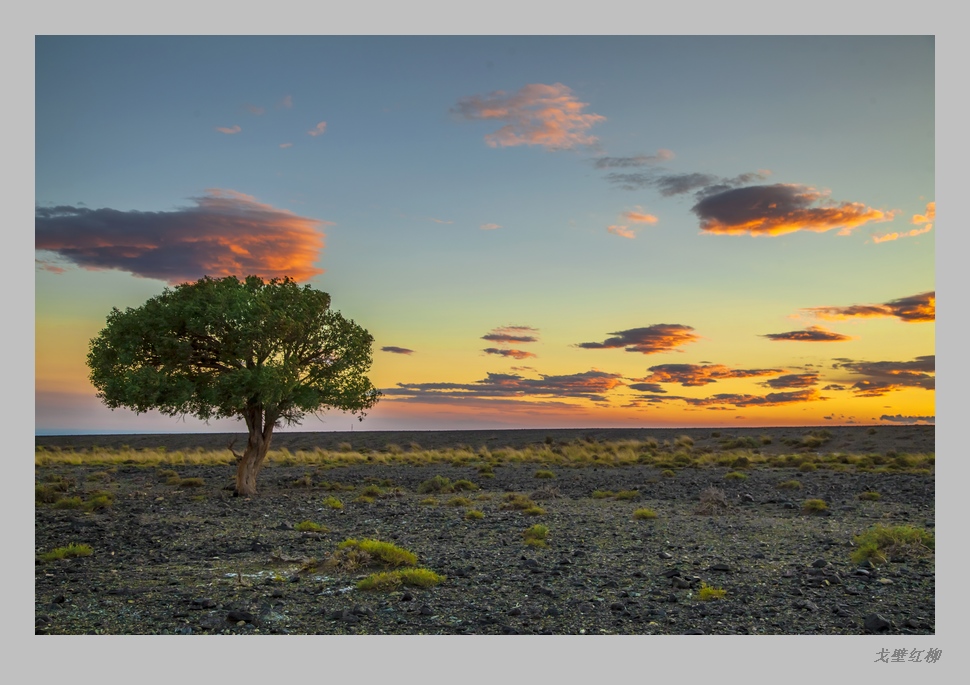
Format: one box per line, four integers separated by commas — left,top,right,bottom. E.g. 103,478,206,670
36,424,934,456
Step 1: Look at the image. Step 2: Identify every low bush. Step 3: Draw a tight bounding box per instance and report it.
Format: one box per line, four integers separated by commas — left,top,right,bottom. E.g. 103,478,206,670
523,524,549,547
696,582,726,600
851,525,934,565
801,499,828,514
39,543,93,562
633,508,658,520
294,520,328,533
858,491,881,501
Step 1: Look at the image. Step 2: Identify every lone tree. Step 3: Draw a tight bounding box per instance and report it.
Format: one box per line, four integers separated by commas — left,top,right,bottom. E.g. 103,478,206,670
87,275,381,496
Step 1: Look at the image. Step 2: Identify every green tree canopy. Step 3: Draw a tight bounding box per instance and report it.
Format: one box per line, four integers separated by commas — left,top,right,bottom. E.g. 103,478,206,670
87,275,381,495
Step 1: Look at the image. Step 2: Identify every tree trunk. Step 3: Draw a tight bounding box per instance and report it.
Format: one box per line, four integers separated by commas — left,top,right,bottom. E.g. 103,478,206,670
234,407,276,496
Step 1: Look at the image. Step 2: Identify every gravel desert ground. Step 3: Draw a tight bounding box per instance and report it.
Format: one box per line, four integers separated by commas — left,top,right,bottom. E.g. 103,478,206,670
35,425,934,635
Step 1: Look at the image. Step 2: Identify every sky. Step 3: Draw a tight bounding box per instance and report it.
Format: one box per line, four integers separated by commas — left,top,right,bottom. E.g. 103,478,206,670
34,35,936,434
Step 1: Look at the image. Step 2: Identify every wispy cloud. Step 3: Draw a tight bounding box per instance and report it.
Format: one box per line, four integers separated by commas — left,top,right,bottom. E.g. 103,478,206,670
606,224,636,239
279,95,293,109
577,324,700,354
622,208,659,224
872,201,934,243
215,125,242,134
35,258,65,274
880,414,935,424
832,355,935,396
628,387,825,408
484,348,536,360
386,369,624,403
35,189,328,285
453,82,605,150
244,104,265,116
480,223,502,230
279,142,293,149
482,326,539,345
637,363,785,387
430,217,454,224
692,184,891,237
592,150,674,169
762,373,820,389
605,170,768,196
381,346,414,355
761,325,855,342
307,121,327,137
800,291,935,323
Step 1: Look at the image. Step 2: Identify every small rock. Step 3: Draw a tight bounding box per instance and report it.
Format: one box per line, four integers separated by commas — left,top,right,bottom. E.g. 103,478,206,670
545,607,561,617
811,559,828,568
710,563,731,573
418,605,433,616
508,607,522,616
610,602,625,612
864,613,892,631
658,551,673,560
684,628,705,634
227,610,254,623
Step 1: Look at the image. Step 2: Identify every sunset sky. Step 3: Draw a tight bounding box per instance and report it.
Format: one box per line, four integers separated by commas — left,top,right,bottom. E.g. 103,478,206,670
34,35,935,434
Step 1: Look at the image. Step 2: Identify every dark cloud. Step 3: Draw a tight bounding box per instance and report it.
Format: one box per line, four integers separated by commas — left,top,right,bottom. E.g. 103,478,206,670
386,370,625,403
691,183,890,237
822,384,846,391
761,325,854,342
483,348,536,360
627,388,824,408
577,324,699,355
763,373,820,389
482,325,540,345
381,346,414,355
833,355,935,396
35,190,328,285
627,383,667,393
603,169,769,197
801,291,935,323
880,414,935,424
592,149,674,169
639,363,784,387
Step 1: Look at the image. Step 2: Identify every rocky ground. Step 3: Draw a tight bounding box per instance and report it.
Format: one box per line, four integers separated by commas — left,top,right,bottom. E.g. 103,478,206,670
35,430,935,636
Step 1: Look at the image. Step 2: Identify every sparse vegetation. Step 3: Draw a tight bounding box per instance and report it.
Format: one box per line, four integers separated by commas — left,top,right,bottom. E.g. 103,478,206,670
357,568,445,591
522,524,549,547
614,490,639,500
851,525,934,565
696,487,730,515
39,543,93,562
417,475,455,494
294,520,327,533
776,479,802,490
534,469,555,479
446,496,473,507
323,496,344,510
333,539,418,568
858,491,881,501
465,509,484,520
724,471,747,481
633,508,658,519
801,498,828,514
696,582,727,600
591,490,614,499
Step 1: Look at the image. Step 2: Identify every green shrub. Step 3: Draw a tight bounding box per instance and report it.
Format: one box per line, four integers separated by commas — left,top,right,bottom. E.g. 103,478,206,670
357,568,446,591
858,491,881,501
802,498,828,514
323,496,344,510
84,491,114,511
534,470,555,479
354,495,376,504
39,543,93,562
798,462,818,472
446,496,473,507
52,496,84,510
522,506,546,516
633,508,658,520
696,582,726,600
359,484,383,498
179,477,205,488
500,494,537,510
419,497,437,506
465,509,484,520
417,475,454,494
724,471,747,481
523,524,549,547
614,490,639,500
294,520,328,533
660,469,676,478
776,479,802,490
591,490,614,499
336,539,418,567
851,525,934,565
452,479,479,492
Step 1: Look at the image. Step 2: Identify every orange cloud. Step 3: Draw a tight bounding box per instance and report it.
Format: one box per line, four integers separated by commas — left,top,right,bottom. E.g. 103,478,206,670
692,184,890,236
578,324,700,354
279,142,293,149
35,259,65,274
244,104,265,116
482,326,539,345
801,291,935,323
35,189,328,284
638,363,785,387
480,223,501,230
622,208,659,224
308,121,327,137
484,348,536,360
761,325,855,342
607,224,636,239
386,370,624,403
833,355,934,396
871,216,933,243
215,125,241,134
453,83,605,150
